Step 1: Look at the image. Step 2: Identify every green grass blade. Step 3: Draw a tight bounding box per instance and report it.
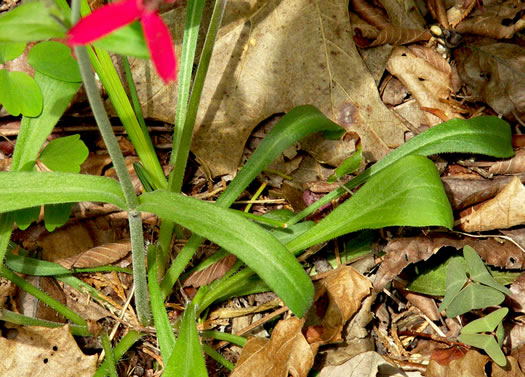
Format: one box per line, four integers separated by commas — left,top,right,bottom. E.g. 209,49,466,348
0,172,127,211
0,309,90,336
93,330,143,377
288,116,514,225
163,303,207,377
100,332,118,377
286,155,453,254
138,191,314,317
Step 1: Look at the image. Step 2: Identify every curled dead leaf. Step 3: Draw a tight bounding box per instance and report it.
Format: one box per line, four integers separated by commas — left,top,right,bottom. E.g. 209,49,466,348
56,239,131,269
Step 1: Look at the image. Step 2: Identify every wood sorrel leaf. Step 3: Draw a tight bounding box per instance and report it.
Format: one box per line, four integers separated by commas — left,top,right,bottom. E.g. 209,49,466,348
462,308,509,334
39,135,89,173
438,257,468,312
0,42,26,63
138,190,314,318
0,172,127,211
446,284,505,318
0,2,65,42
464,245,512,295
458,333,507,367
93,22,150,58
28,41,82,82
0,69,42,117
286,155,453,254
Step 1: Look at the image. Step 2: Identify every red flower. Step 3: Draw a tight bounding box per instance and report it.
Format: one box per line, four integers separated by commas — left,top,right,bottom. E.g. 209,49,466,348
68,0,176,84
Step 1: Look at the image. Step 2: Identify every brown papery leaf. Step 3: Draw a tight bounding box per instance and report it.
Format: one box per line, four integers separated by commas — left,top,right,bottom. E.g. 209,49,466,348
56,239,131,269
0,325,97,377
375,234,523,291
358,26,431,47
183,253,237,287
458,176,525,232
128,0,408,176
491,356,525,377
490,150,525,175
230,317,314,377
319,351,407,376
386,46,463,126
455,43,525,120
305,267,371,351
350,0,390,29
456,14,525,39
427,350,489,377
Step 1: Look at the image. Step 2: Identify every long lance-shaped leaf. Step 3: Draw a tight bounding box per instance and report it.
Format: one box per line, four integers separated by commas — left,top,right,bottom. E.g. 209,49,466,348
0,172,126,212
286,155,453,254
138,190,314,317
288,116,514,225
159,105,344,297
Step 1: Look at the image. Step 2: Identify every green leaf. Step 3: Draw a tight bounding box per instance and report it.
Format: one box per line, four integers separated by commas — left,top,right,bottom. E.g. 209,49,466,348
458,333,507,367
163,303,207,377
138,190,314,317
446,284,505,317
0,69,42,117
44,203,74,232
11,73,81,172
464,246,512,296
28,41,82,82
39,135,89,173
286,155,453,254
289,116,514,224
461,308,509,334
93,22,149,59
0,172,127,211
0,42,26,63
327,144,362,183
0,2,65,42
438,257,468,312
12,206,40,230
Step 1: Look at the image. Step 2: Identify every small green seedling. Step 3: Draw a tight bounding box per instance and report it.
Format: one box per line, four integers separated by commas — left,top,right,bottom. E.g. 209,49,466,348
459,307,508,367
327,143,362,183
439,246,512,318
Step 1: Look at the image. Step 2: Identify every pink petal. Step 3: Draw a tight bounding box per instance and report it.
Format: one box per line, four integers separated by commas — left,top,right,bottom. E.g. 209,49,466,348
141,11,177,83
68,0,143,45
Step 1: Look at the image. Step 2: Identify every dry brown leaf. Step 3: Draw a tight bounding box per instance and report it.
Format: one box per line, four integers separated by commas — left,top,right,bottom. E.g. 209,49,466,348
0,325,97,377
305,267,371,350
386,46,463,126
455,43,525,120
427,350,489,377
491,356,525,377
442,175,522,211
129,0,408,177
183,253,237,287
319,350,409,376
490,149,525,175
55,239,131,269
17,276,66,323
375,234,523,291
458,176,525,232
350,0,390,28
230,317,314,377
354,26,431,48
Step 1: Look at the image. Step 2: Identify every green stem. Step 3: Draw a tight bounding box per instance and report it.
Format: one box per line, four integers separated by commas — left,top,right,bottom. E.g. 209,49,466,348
93,330,143,377
71,0,150,325
101,332,118,377
202,343,235,371
201,330,247,347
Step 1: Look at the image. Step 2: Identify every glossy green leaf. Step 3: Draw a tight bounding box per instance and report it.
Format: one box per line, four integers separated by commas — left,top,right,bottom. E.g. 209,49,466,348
289,116,514,224
93,22,149,58
28,41,82,82
461,308,509,334
327,144,362,183
458,333,507,367
438,257,468,312
39,135,89,173
0,172,127,212
464,246,512,295
0,2,65,42
163,303,207,377
0,42,26,63
12,206,41,231
446,284,505,318
0,69,42,117
138,190,314,317
286,155,453,254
